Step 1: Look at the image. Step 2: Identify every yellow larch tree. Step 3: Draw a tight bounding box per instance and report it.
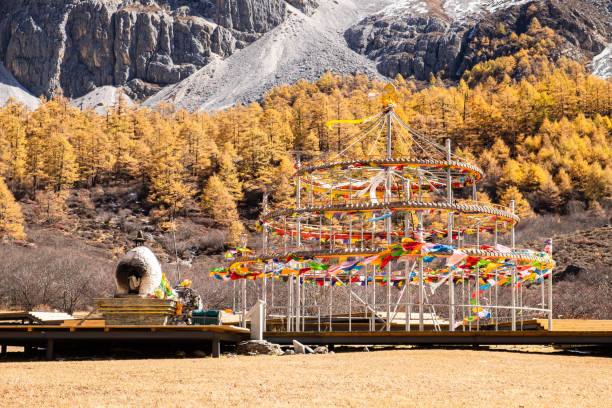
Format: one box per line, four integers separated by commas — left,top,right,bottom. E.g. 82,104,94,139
107,99,137,178
218,142,243,202
271,156,295,210
0,176,26,240
146,116,192,217
499,186,533,218
26,96,79,190
201,174,245,247
178,113,218,180
0,102,28,189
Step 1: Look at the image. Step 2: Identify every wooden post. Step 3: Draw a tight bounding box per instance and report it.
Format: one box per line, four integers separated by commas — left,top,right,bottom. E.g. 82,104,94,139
212,336,220,358
45,339,54,360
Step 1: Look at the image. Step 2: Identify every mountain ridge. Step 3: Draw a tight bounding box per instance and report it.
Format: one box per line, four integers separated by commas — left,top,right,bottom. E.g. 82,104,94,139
0,0,610,111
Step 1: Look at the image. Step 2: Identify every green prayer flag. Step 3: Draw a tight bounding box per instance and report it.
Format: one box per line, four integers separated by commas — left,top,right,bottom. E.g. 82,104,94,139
309,262,330,271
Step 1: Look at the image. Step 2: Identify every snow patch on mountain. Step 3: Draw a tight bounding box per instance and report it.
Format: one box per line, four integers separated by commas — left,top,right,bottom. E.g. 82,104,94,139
378,0,429,16
443,0,531,21
0,62,41,110
591,44,612,79
484,0,532,13
370,1,532,23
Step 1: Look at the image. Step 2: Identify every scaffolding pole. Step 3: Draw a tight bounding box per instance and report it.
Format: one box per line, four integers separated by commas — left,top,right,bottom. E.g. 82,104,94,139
446,139,455,331
548,237,553,331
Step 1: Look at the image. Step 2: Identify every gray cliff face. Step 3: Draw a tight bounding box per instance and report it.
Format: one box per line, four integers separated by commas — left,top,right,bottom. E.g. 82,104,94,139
346,15,464,81
345,0,611,81
0,0,288,99
285,0,319,15
216,0,287,32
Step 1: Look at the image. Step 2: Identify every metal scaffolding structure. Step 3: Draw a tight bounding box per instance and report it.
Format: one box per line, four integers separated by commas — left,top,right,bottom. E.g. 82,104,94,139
213,83,555,333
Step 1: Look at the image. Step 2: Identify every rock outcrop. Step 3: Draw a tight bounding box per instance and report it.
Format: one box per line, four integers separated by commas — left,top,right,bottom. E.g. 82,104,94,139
286,0,319,15
345,0,611,81
216,0,287,32
346,14,464,81
236,340,284,356
0,0,288,99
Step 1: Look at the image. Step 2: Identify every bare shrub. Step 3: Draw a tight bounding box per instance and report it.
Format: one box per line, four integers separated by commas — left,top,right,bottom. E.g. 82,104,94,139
66,189,96,219
159,220,226,256
515,211,610,244
0,229,114,313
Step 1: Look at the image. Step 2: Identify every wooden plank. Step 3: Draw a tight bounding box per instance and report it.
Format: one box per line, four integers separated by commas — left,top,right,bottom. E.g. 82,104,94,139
264,330,612,346
536,319,612,331
0,324,250,334
61,319,105,328
265,330,612,338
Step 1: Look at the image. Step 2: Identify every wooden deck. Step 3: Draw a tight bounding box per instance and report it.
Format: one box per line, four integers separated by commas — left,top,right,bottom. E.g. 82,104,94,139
265,329,612,347
0,311,76,325
536,319,612,331
265,319,612,347
266,318,612,333
0,324,250,359
2,318,611,360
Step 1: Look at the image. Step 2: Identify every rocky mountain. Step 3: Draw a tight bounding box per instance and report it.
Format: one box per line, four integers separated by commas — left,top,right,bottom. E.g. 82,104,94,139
345,0,611,81
143,0,390,111
0,0,289,101
0,0,610,111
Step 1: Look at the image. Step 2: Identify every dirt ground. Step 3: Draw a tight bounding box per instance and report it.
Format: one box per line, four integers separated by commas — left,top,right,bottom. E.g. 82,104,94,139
0,348,610,408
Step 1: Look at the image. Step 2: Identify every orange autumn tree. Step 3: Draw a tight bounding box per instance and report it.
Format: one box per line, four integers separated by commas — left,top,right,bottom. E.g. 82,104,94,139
0,176,26,240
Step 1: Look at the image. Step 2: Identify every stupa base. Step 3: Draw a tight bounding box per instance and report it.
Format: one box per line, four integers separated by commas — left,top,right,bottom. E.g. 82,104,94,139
94,297,177,326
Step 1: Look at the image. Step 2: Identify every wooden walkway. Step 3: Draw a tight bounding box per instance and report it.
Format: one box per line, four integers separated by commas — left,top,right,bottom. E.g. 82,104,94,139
265,319,612,347
265,329,612,347
0,324,250,359
266,318,612,333
1,318,611,360
536,319,612,331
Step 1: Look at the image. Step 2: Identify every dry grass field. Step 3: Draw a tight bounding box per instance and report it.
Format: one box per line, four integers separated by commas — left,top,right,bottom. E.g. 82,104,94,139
0,348,610,408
